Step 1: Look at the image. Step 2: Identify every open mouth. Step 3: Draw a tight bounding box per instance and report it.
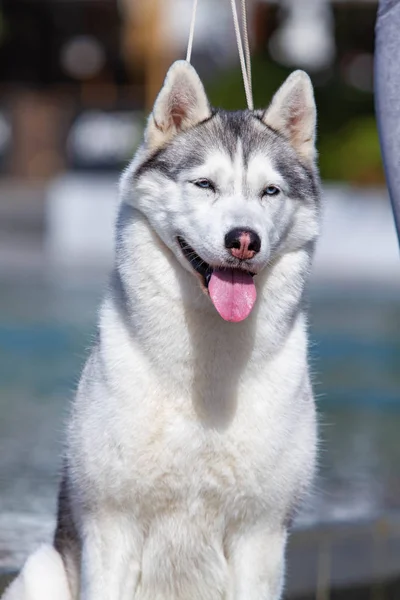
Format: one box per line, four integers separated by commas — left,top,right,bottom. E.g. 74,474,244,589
177,236,257,323
177,236,214,287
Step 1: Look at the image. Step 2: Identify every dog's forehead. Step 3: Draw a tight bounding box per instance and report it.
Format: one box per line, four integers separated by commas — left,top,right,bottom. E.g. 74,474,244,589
163,110,287,172
190,110,277,164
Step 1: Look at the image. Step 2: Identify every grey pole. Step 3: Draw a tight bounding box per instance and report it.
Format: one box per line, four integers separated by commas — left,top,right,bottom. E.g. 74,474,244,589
375,0,400,243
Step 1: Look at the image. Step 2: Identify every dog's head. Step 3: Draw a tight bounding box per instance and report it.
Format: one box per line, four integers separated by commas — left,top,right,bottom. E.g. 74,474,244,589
123,61,320,322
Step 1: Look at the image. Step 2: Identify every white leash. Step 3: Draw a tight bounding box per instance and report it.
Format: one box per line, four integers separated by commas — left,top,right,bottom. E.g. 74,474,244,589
229,0,253,110
186,0,198,63
241,0,252,103
185,0,254,111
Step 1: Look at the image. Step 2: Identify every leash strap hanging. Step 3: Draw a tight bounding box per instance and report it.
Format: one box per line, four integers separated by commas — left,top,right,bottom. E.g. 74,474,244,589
241,0,253,102
230,0,253,110
186,0,253,111
186,0,199,63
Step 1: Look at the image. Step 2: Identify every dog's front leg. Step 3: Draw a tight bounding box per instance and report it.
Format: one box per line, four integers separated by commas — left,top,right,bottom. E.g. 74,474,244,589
80,513,141,600
229,527,287,600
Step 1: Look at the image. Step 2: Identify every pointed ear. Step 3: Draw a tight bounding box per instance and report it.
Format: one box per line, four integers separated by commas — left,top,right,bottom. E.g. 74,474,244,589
263,70,317,164
145,60,211,151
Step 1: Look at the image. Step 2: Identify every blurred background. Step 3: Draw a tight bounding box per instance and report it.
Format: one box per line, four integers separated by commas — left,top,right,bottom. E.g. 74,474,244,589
0,0,399,598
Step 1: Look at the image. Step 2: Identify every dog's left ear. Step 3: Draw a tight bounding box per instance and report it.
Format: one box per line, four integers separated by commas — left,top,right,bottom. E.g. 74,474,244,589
145,60,211,151
262,70,316,165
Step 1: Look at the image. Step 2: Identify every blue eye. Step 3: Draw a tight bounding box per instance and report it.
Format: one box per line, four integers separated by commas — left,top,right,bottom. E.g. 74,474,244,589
263,185,280,197
194,179,214,191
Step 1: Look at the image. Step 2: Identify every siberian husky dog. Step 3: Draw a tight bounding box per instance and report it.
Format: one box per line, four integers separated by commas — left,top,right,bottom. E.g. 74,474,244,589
3,61,320,600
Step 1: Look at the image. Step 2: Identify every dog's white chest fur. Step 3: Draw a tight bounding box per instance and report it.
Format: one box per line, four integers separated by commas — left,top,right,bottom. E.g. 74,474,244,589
82,315,314,520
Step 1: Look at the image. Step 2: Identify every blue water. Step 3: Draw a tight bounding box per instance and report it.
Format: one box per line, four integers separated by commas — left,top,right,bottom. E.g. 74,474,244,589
0,277,399,567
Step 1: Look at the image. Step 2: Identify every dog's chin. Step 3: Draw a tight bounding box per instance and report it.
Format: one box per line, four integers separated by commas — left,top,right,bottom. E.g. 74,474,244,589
176,236,256,291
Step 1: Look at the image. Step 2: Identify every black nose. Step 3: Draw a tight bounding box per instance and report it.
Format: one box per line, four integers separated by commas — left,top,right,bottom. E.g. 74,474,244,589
224,228,261,260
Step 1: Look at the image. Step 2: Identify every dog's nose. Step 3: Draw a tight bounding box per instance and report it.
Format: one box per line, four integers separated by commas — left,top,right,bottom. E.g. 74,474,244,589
224,228,261,260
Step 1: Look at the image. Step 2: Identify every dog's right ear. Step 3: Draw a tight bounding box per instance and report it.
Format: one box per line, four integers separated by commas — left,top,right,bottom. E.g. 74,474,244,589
145,61,211,151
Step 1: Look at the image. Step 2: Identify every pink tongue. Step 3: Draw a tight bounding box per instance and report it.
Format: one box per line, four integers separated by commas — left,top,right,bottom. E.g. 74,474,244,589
208,269,257,322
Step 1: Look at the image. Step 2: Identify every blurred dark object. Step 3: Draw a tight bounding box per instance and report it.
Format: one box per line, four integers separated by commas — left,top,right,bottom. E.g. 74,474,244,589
0,0,384,183
9,90,69,178
0,0,124,85
0,0,143,178
0,109,11,173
